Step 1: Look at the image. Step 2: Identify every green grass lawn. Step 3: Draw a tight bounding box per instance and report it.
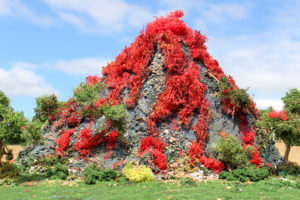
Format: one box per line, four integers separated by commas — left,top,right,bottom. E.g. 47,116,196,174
0,177,299,200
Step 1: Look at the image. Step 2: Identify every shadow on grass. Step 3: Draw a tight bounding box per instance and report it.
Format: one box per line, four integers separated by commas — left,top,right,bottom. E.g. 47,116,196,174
14,173,47,184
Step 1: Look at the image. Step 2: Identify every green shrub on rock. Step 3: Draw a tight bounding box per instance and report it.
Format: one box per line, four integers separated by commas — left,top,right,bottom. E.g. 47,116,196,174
218,76,251,113
39,155,60,166
213,135,251,169
73,82,104,107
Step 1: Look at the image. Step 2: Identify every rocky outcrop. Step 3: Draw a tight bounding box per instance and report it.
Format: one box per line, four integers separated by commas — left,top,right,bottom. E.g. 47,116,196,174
18,10,281,174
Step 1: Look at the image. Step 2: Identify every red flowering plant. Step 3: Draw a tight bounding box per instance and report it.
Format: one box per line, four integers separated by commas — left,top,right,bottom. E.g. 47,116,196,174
74,120,103,157
52,99,80,131
104,130,119,160
55,129,75,157
66,113,79,128
138,135,167,170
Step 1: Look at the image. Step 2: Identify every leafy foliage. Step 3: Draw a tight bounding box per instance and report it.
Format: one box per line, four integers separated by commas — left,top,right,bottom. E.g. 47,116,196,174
219,165,269,182
0,110,27,144
258,88,300,163
123,162,154,182
45,163,69,180
34,94,60,122
218,76,252,115
0,90,27,165
282,88,300,114
98,103,126,122
213,135,252,169
84,164,117,184
21,119,44,145
95,103,127,141
25,94,64,146
73,76,104,108
38,155,61,167
0,90,10,108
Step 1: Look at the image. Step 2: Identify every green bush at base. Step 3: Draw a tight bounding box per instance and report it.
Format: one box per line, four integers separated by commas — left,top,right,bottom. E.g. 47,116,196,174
45,163,69,180
84,164,117,185
0,162,20,179
219,165,269,182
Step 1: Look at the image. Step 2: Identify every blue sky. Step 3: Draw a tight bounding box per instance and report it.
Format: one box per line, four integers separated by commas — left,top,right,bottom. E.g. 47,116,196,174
1,0,299,119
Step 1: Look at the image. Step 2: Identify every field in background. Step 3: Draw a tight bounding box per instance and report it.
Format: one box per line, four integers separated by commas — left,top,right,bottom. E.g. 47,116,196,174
4,143,300,165
3,145,24,162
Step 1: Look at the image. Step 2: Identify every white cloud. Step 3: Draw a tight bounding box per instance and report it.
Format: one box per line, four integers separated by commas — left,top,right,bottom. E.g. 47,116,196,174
128,6,154,28
0,0,10,15
175,1,249,34
0,65,57,97
255,98,283,111
29,14,58,28
42,0,155,33
47,57,110,75
0,57,109,98
0,0,57,27
57,11,89,31
203,1,300,109
12,62,38,69
207,34,300,95
201,3,247,23
159,0,196,14
0,0,28,16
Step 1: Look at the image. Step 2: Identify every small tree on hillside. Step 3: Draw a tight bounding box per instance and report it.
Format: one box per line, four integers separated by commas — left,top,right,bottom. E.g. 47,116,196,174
259,88,300,164
33,94,59,122
24,94,62,145
0,90,27,166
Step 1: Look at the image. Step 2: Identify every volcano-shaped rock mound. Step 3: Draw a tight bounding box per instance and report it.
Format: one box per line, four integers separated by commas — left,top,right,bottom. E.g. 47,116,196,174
18,10,281,174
